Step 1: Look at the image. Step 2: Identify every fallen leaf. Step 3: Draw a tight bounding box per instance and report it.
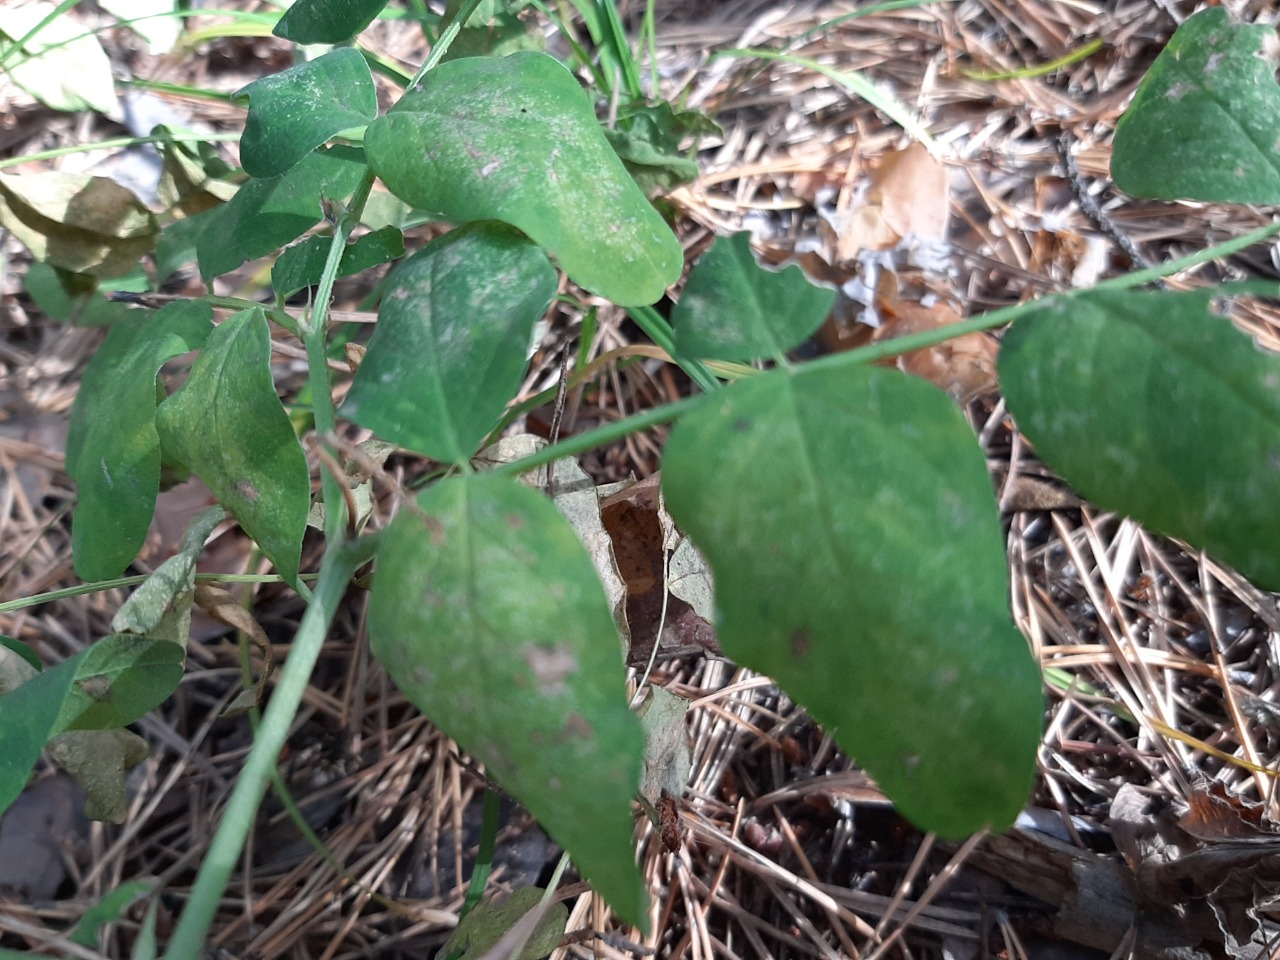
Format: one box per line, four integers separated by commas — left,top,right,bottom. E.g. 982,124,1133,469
48,728,149,823
0,172,158,277
872,274,998,402
636,686,692,810
827,143,950,264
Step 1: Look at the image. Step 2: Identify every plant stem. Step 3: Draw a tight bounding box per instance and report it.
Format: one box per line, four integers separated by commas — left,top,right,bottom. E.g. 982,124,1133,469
0,132,242,171
301,170,376,543
459,789,503,921
627,305,720,392
163,536,375,959
407,0,486,88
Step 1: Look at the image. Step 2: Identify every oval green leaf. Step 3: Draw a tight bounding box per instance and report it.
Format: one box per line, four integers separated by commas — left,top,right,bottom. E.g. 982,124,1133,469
273,0,387,44
1000,287,1280,590
197,144,367,283
661,364,1042,839
672,231,836,362
364,51,681,306
368,473,646,925
1113,7,1280,204
238,47,377,179
344,222,557,463
66,300,214,581
155,309,309,587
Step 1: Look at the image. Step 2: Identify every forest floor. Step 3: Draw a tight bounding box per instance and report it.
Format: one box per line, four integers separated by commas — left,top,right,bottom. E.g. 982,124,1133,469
4,0,1280,957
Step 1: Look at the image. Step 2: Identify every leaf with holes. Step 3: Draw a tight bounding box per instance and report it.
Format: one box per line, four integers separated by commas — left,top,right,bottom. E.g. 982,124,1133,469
238,48,377,179
368,472,646,926
66,300,213,581
672,231,836,362
1000,287,1280,590
662,364,1042,839
344,222,556,463
1113,7,1280,203
155,309,309,587
365,51,681,306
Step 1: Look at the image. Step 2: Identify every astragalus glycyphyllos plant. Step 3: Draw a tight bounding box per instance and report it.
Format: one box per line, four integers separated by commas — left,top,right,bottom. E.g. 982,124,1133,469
1,1,1279,953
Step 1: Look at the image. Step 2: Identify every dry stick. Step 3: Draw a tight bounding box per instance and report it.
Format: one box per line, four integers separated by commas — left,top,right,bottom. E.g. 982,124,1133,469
1057,130,1154,274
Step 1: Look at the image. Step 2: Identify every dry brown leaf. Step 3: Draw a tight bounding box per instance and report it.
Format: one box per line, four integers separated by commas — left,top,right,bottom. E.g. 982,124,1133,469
872,275,998,402
195,582,274,715
829,143,950,264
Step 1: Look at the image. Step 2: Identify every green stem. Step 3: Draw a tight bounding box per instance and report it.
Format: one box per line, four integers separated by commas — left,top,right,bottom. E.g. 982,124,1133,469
407,0,486,88
0,0,78,69
488,220,1280,480
301,170,376,543
487,394,704,479
627,305,720,393
0,572,319,615
0,132,242,172
459,789,503,921
163,536,375,960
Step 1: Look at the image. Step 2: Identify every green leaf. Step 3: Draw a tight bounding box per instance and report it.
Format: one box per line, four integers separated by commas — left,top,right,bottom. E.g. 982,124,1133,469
54,634,185,733
604,101,720,194
272,225,404,299
0,647,87,817
1112,7,1280,204
66,300,214,581
273,0,388,44
196,144,367,283
1000,287,1280,591
48,728,149,822
661,364,1042,839
155,309,310,586
238,48,378,179
344,222,557,462
23,262,137,327
365,51,681,306
155,209,221,287
0,636,41,674
441,887,568,960
672,231,836,362
70,880,155,949
369,473,646,925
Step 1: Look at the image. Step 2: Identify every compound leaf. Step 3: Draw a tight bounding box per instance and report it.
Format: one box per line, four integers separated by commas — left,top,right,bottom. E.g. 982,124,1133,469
369,472,646,925
662,364,1042,839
